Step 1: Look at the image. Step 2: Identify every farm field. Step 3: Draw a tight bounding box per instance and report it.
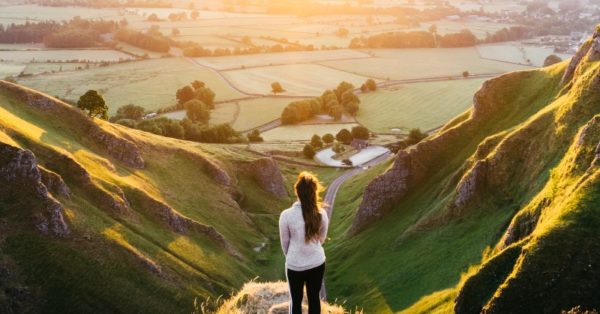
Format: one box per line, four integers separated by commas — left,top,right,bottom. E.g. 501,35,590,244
0,43,44,50
0,4,125,24
356,78,488,133
0,49,134,63
161,97,299,131
114,41,168,58
222,64,374,96
194,49,370,70
261,123,359,142
0,63,25,78
477,44,573,67
22,62,93,75
17,58,245,114
319,48,532,80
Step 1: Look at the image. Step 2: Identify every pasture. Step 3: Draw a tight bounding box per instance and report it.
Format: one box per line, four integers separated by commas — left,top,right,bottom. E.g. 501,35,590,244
22,63,93,75
193,49,371,70
319,48,532,80
0,49,134,63
477,44,573,67
356,78,487,133
17,58,244,114
222,64,374,96
261,123,359,142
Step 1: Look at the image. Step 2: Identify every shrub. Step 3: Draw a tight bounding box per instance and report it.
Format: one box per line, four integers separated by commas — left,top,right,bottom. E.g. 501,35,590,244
247,129,263,142
322,133,335,144
365,78,377,91
406,128,427,145
351,126,370,140
311,134,323,149
271,82,285,94
336,128,353,144
303,144,316,158
544,54,562,67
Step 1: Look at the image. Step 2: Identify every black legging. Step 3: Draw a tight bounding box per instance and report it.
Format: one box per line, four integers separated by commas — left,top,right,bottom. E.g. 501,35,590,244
286,263,325,314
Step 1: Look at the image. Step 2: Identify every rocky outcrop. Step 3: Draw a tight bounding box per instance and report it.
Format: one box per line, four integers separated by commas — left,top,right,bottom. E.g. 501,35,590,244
0,80,144,169
241,158,288,198
135,191,242,259
453,160,488,209
39,167,70,199
0,142,69,237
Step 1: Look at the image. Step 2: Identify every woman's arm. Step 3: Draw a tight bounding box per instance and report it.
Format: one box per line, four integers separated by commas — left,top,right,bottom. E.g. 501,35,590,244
319,211,329,244
279,212,290,256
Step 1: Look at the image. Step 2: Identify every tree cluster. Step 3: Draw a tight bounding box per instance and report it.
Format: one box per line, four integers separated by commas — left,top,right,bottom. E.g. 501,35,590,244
349,29,478,49
115,28,170,52
0,18,118,47
281,82,360,124
360,79,377,93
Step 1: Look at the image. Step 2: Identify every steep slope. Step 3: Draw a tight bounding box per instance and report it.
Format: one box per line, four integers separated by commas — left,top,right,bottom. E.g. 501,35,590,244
0,81,297,313
326,28,600,313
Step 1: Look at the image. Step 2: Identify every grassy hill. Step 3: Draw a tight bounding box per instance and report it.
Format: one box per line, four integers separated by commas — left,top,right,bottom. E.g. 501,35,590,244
325,29,600,313
0,80,338,313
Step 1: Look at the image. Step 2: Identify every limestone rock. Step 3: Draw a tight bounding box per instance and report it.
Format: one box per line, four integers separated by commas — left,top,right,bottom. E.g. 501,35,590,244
0,143,69,237
242,158,288,199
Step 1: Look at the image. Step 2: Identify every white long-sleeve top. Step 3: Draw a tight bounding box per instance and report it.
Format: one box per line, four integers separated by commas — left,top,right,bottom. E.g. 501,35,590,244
279,201,329,271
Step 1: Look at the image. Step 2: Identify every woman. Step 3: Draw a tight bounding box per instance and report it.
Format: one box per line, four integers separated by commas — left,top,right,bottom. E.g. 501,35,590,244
279,171,329,314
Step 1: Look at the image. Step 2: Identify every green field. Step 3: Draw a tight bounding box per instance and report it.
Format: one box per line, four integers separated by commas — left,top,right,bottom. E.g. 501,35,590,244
0,49,134,62
357,78,487,133
223,63,374,96
262,123,359,142
22,62,96,75
319,48,531,80
115,41,169,59
0,63,26,78
17,58,245,114
194,49,370,71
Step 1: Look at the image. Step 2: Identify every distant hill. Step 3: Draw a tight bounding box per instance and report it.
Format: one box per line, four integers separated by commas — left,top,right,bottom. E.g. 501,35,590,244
325,26,600,313
0,81,294,313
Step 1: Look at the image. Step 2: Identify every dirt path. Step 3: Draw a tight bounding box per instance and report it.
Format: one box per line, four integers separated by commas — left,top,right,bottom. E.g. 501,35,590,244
320,151,393,300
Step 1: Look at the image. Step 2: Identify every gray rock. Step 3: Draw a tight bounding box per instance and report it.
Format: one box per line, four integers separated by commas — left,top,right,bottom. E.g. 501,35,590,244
242,158,288,199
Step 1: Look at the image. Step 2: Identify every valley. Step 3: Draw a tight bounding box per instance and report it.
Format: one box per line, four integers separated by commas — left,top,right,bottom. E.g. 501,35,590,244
1,0,600,313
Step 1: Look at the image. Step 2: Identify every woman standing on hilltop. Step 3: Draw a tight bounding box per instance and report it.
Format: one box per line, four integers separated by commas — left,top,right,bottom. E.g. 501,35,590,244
279,172,329,314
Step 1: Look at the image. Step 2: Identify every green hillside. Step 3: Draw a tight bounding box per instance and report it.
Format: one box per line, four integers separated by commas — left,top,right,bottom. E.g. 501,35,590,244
0,80,337,313
325,30,600,313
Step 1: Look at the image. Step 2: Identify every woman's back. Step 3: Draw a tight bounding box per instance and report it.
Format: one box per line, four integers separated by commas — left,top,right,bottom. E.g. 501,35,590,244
279,201,329,271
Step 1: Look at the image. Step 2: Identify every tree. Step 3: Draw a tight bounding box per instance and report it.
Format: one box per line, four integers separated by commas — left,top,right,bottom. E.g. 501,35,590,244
77,90,108,119
322,133,334,144
341,90,360,115
191,10,200,20
194,87,216,108
311,134,323,149
462,71,470,78
271,82,285,94
406,128,427,145
247,129,263,142
303,144,316,159
336,128,353,144
328,105,343,120
171,28,180,37
544,54,562,67
184,99,210,123
335,81,355,101
147,13,160,22
336,27,349,38
365,79,377,91
332,141,345,153
176,85,195,105
191,80,205,89
360,84,369,92
112,104,145,121
351,126,370,140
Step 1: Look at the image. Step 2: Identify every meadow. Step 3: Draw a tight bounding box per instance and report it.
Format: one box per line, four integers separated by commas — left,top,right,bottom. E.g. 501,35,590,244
356,78,487,133
477,44,573,67
319,48,532,80
261,123,359,142
17,58,245,114
222,64,374,96
193,49,371,70
0,49,134,62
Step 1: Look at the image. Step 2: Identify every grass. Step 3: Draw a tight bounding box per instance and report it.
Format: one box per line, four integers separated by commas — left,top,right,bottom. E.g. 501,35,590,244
223,64,374,96
194,49,370,71
356,78,487,132
17,58,245,114
0,83,315,312
0,49,134,63
115,41,168,59
261,123,359,142
22,62,95,75
325,62,572,313
477,44,573,67
319,48,531,80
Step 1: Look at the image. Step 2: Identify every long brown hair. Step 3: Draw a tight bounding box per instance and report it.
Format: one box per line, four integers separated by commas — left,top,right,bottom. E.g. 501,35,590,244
294,171,324,243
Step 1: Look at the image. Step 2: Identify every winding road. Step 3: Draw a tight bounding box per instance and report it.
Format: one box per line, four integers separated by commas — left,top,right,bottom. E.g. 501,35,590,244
319,151,393,300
